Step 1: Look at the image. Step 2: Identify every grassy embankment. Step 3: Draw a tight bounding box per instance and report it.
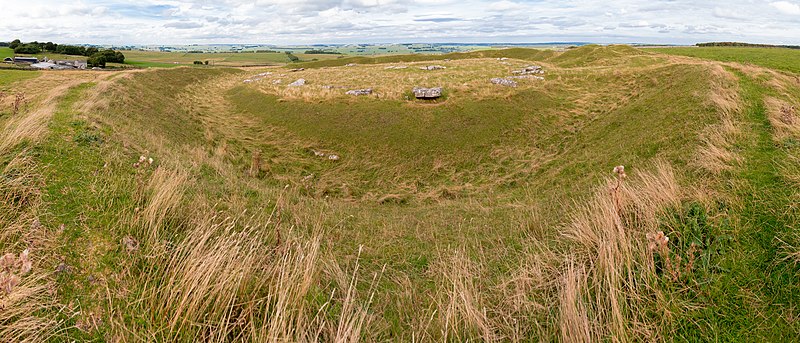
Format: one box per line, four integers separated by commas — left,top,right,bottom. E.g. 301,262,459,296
121,50,343,68
650,46,800,73
1,46,342,68
1,45,799,341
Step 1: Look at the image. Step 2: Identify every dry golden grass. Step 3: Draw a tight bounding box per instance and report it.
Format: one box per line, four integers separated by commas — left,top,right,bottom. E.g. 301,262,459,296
694,65,744,174
129,211,374,342
0,166,54,342
0,82,73,154
247,58,550,101
0,270,58,342
75,71,141,114
435,251,496,342
694,117,743,174
0,73,95,342
139,166,188,242
558,261,591,343
6,48,765,341
764,96,800,142
559,162,680,341
0,71,108,154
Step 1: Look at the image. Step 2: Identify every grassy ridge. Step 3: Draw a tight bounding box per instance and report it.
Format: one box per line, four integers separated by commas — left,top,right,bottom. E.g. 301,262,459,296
296,45,658,69
650,46,800,73
3,45,800,341
297,47,557,68
0,70,40,90
121,50,342,67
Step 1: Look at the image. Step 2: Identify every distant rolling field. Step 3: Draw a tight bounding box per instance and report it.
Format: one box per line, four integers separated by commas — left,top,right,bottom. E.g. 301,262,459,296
121,50,343,67
0,47,13,59
0,47,87,62
647,46,800,73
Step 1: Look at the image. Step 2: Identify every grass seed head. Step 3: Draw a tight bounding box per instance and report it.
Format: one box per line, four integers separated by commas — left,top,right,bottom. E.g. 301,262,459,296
613,165,626,178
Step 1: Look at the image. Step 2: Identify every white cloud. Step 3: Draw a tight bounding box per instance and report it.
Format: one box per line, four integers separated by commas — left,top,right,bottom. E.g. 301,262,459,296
712,7,749,20
0,0,797,45
770,1,800,15
488,1,525,11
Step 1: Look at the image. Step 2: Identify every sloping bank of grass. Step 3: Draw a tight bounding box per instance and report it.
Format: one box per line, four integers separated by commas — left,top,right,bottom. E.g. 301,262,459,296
669,70,800,340
10,68,379,341
4,46,800,341
650,47,800,74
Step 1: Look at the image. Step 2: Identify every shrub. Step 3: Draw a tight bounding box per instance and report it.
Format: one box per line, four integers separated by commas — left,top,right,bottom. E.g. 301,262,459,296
13,44,41,54
87,55,106,68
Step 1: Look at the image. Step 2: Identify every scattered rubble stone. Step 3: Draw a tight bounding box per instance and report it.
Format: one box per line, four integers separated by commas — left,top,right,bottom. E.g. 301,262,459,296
412,87,443,99
345,88,373,96
507,75,545,80
289,68,305,72
512,65,544,75
419,65,446,71
288,79,306,87
328,155,340,161
345,63,358,67
491,78,518,87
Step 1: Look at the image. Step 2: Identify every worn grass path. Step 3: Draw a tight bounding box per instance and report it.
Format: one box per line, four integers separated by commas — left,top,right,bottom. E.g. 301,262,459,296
674,69,800,341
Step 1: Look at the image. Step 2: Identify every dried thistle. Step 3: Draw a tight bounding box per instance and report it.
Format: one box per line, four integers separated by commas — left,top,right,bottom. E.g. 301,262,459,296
1,274,20,294
12,93,26,116
647,231,681,280
646,231,669,252
0,253,15,272
134,155,154,168
611,165,626,214
19,249,31,275
122,236,140,253
613,165,626,179
685,243,699,274
249,151,261,177
0,249,33,295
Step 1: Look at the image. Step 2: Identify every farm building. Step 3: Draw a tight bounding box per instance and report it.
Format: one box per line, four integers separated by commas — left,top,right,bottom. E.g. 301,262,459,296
31,62,72,70
55,60,88,69
3,57,12,63
13,57,39,64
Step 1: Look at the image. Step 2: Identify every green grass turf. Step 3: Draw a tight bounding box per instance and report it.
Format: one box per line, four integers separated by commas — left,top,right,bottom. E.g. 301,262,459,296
649,47,800,74
5,45,800,341
0,47,13,59
0,69,40,89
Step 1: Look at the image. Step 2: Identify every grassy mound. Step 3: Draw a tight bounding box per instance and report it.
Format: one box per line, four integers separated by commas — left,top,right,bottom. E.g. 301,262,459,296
648,46,800,74
2,45,800,341
298,47,556,68
548,44,657,67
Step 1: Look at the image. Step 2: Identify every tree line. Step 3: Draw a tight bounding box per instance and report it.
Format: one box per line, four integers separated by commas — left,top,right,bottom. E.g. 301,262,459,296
5,39,125,67
697,42,800,50
304,50,341,55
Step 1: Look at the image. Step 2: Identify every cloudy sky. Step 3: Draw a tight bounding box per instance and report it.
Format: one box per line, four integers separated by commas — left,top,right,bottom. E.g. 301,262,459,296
2,0,799,45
